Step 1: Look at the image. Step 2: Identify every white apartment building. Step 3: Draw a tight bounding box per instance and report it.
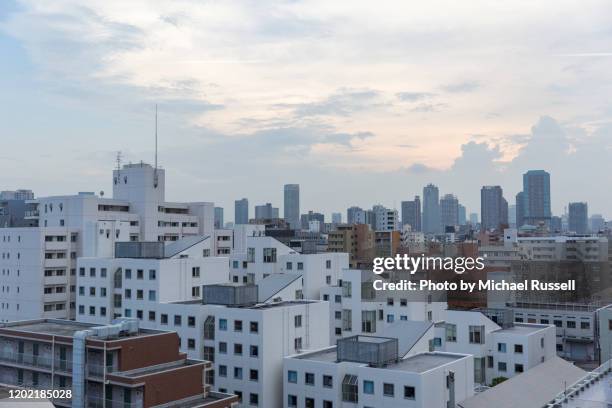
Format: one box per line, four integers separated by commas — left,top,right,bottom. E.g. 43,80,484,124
435,309,556,385
321,269,447,344
229,236,349,300
75,237,228,324
0,162,216,322
80,280,329,408
213,224,266,257
284,335,474,408
400,225,426,253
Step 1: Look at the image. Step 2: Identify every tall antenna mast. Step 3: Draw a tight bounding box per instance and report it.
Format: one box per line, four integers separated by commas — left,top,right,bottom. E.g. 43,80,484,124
153,104,159,188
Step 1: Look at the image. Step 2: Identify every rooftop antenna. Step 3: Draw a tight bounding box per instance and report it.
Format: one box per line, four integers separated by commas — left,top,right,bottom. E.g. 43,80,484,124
153,104,159,188
115,151,122,181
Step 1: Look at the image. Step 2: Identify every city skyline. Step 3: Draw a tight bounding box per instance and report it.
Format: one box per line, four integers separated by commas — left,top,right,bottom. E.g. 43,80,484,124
1,1,612,218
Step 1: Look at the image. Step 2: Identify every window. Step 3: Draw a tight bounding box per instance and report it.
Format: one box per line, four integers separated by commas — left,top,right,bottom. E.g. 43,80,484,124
234,367,242,379
219,319,227,330
136,310,143,319
234,343,243,355
297,262,304,270
79,268,85,277
383,383,394,397
294,337,302,350
192,267,200,277
469,325,485,344
234,320,243,332
89,287,96,296
188,316,196,327
174,315,182,326
305,398,314,408
149,269,156,280
294,315,302,328
342,375,358,403
323,375,333,388
249,393,258,406
515,363,524,373
188,339,195,349
148,311,156,321
514,344,523,354
124,289,131,299
90,268,96,277
101,268,107,278
100,307,106,316
404,386,415,400
326,259,332,269
363,380,374,394
498,362,507,372
219,342,227,353
192,286,200,297
218,365,227,377
100,288,107,297
288,370,297,383
554,320,562,327
250,345,258,357
137,269,143,279
305,372,315,386
445,324,457,342
566,320,576,328
286,262,292,270
250,321,259,333
148,290,156,301
136,289,143,300
287,395,297,408
78,305,84,315
263,248,276,263
323,401,333,408
581,321,590,329
387,298,394,306
161,314,168,325
249,369,258,381
498,343,506,353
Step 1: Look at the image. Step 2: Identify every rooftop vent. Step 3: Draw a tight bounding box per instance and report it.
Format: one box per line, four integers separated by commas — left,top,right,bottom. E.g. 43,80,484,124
337,335,399,367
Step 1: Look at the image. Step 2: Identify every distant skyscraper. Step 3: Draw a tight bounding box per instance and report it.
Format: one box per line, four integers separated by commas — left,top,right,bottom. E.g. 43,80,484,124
550,216,562,233
301,211,324,229
255,203,278,220
439,194,459,229
568,202,588,234
458,204,466,226
480,186,508,231
283,184,300,229
469,213,479,225
590,214,605,233
234,198,249,224
422,184,441,234
401,196,421,231
522,170,551,226
372,204,399,231
515,192,525,228
331,212,342,224
0,189,34,200
508,205,517,227
214,206,224,229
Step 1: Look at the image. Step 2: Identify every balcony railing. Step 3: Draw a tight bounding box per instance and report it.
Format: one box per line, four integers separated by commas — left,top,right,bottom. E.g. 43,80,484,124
0,351,113,376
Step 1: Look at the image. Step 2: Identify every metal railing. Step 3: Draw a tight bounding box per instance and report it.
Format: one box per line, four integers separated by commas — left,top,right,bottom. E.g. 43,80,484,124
544,359,611,407
0,350,113,376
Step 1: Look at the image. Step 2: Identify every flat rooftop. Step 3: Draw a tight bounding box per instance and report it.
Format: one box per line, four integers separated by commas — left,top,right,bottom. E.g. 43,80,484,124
388,353,464,373
169,299,318,309
0,319,164,339
113,359,203,378
296,347,338,363
493,323,549,335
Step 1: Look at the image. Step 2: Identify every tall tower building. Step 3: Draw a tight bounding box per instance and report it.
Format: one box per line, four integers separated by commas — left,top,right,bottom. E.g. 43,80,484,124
422,184,440,234
522,170,551,226
515,192,525,228
214,206,224,229
401,196,421,231
439,194,459,230
458,204,467,225
234,198,249,224
568,202,588,234
283,184,300,229
480,186,509,231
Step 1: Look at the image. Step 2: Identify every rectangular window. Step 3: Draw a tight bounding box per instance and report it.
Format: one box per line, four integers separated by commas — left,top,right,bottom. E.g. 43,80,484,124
219,342,227,353
149,269,156,280
445,324,457,342
566,320,576,328
404,386,415,400
515,364,524,373
161,314,168,324
294,315,302,328
192,267,200,277
363,380,374,394
498,362,507,372
305,372,315,386
498,343,506,353
234,320,243,332
263,248,277,263
469,325,485,344
174,315,182,326
219,318,227,330
188,316,196,327
383,383,394,397
514,344,523,354
288,370,297,383
323,375,333,388
250,345,259,357
250,321,259,333
249,369,258,381
234,343,243,355
137,269,143,279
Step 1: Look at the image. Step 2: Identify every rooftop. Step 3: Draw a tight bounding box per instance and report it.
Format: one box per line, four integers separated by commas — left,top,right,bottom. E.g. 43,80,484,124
493,323,551,335
0,319,163,339
113,359,203,378
388,352,464,373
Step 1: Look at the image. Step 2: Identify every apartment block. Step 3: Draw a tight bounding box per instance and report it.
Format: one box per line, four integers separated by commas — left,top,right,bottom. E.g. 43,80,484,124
284,335,474,408
0,318,238,408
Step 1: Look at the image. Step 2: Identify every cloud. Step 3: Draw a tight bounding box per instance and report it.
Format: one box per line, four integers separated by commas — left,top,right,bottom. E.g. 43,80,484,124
441,81,480,93
287,88,385,118
396,91,435,102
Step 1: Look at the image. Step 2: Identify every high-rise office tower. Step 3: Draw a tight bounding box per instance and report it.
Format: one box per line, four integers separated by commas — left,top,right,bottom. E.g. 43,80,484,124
568,202,588,234
214,206,224,229
508,205,517,227
439,194,459,230
234,198,249,224
522,170,551,226
458,204,467,226
401,196,421,231
423,184,441,234
469,213,479,225
590,214,605,233
283,184,300,229
515,192,525,228
480,186,509,231
255,203,278,220
331,212,342,224
550,216,562,233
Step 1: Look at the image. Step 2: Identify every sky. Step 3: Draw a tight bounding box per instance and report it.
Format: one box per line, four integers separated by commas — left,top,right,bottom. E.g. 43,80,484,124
1,0,611,221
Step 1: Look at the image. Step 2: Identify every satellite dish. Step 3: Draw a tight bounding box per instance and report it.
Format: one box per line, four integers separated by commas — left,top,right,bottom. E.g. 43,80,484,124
100,191,105,197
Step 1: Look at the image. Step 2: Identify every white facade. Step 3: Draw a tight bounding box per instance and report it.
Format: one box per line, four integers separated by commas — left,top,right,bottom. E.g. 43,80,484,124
372,205,399,232
435,310,556,385
284,345,474,408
